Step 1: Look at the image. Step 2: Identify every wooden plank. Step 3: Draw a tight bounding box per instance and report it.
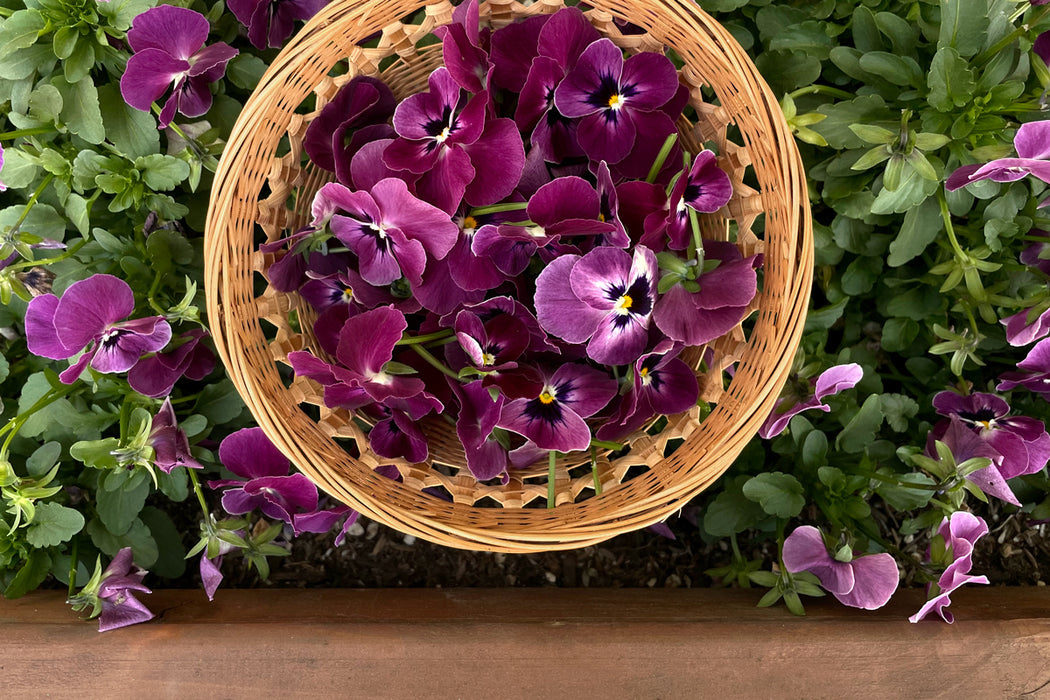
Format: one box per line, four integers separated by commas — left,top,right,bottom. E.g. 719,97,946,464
3,588,1049,698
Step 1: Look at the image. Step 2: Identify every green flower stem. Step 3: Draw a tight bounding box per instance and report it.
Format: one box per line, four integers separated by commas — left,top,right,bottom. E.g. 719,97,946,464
857,469,941,491
787,85,855,101
0,126,55,141
936,188,967,260
469,202,529,216
423,335,459,349
68,537,79,598
977,5,1050,65
187,468,210,519
0,383,77,460
168,392,202,405
397,329,454,346
646,132,679,184
730,533,743,562
409,343,464,382
7,238,88,272
8,173,55,238
147,271,166,315
547,450,557,509
590,446,602,496
590,439,624,451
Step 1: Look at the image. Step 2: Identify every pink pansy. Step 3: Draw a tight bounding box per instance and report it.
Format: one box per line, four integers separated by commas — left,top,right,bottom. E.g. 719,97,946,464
910,511,990,624
782,526,899,610
759,363,864,439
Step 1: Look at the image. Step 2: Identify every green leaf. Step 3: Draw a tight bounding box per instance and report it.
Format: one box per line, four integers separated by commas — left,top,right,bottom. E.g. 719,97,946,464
841,255,883,296
814,95,894,150
70,438,120,469
53,26,78,60
874,11,919,56
53,76,105,145
0,202,66,244
871,162,939,215
927,47,976,112
0,44,57,81
86,517,159,569
157,466,189,502
879,393,919,432
702,475,769,537
95,475,150,536
96,0,153,30
848,124,896,145
26,502,85,548
8,84,63,129
145,228,194,274
0,148,41,189
938,0,988,57
0,11,46,58
98,84,160,159
836,394,884,454
742,472,806,519
0,353,8,384
193,380,246,424
876,472,936,511
887,195,943,267
801,430,828,469
880,317,919,353
754,50,821,94
18,373,107,441
63,39,95,83
138,507,186,579
804,297,848,333
64,193,91,236
851,6,883,54
27,441,62,476
4,550,51,599
858,52,923,87
227,53,267,90
136,154,190,191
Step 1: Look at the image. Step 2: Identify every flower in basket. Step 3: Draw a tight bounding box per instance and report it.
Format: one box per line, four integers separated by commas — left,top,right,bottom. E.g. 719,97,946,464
229,0,328,50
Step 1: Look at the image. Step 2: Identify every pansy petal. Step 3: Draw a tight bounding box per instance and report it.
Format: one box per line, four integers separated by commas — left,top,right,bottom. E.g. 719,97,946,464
126,4,209,58
463,119,527,207
695,255,759,310
52,274,136,353
371,177,459,259
643,356,699,415
218,427,290,479
414,146,475,215
553,38,623,119
833,553,899,610
538,7,600,70
813,363,864,400
25,294,73,359
186,42,238,77
489,14,548,92
336,305,406,377
534,255,604,343
944,163,984,191
576,110,636,165
619,50,680,112
782,526,855,595
568,246,631,310
497,396,592,452
587,313,649,365
551,362,618,418
529,176,602,226
120,50,188,112
1014,120,1050,160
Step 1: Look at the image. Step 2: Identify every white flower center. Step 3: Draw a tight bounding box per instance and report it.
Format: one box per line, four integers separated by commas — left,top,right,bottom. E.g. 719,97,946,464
614,294,634,316
435,127,452,144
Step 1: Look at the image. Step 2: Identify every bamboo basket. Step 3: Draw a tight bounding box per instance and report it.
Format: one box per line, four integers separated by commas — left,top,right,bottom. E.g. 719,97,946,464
204,0,813,552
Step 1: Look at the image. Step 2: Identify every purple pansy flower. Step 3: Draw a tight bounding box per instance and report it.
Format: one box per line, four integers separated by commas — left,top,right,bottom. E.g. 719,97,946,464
453,306,530,374
910,511,990,623
366,395,441,463
782,526,899,610
228,0,328,50
451,380,509,482
489,12,550,93
24,274,172,384
928,392,1050,506
96,548,155,632
120,5,238,128
302,76,397,183
997,336,1050,399
199,537,237,602
150,397,203,473
652,242,761,348
384,67,525,214
659,151,734,251
497,363,617,452
323,180,459,286
128,328,215,398
1001,307,1050,347
597,341,699,441
553,39,679,164
534,245,658,365
1020,229,1050,277
1036,31,1050,66
208,427,322,534
433,0,491,93
446,210,510,292
946,121,1050,190
759,363,864,439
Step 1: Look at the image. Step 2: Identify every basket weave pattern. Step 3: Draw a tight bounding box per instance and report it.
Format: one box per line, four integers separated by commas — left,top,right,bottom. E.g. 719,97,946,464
204,0,813,552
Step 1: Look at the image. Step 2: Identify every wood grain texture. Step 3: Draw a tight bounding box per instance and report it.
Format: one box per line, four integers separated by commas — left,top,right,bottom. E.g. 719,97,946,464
3,587,1049,698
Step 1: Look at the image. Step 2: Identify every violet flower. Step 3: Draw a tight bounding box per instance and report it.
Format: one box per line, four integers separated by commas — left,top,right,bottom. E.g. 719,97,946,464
489,12,550,92
25,274,172,384
433,0,491,93
997,336,1050,399
453,306,530,373
228,0,328,50
652,242,761,348
302,76,397,183
322,180,459,286
451,380,509,482
554,38,679,165
946,120,1050,190
759,363,863,439
128,328,215,397
120,5,238,128
1001,307,1050,347
366,396,440,463
384,67,525,214
97,548,155,632
660,151,734,251
910,511,990,623
1020,229,1050,277
782,526,899,610
208,427,321,532
446,210,510,292
497,363,617,452
596,340,699,441
534,245,658,365
150,397,203,473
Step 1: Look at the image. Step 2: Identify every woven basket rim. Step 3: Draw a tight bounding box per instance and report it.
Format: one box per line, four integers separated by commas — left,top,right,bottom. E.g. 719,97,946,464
204,0,813,552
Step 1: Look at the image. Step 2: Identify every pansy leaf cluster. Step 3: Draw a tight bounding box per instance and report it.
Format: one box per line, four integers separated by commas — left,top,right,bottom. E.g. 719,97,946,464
272,2,749,485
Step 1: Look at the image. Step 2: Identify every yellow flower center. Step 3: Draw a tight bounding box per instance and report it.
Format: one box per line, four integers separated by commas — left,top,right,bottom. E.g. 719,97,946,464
614,295,633,314
539,391,556,404
608,93,624,109
481,352,496,366
598,213,606,222
463,215,478,230
341,287,354,304
639,367,649,378
436,126,451,143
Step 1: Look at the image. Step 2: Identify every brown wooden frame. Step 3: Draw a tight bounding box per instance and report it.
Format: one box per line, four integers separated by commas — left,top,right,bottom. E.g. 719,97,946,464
4,587,1049,697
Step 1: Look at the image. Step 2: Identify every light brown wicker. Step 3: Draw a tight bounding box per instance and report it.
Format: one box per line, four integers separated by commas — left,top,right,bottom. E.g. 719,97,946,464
204,0,813,552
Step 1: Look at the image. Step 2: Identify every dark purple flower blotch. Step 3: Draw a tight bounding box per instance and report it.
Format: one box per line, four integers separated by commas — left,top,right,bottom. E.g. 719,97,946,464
554,39,679,164
25,274,172,384
120,5,238,128
497,363,617,453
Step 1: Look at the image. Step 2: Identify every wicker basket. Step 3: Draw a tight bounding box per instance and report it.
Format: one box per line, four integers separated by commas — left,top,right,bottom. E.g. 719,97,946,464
204,0,813,552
